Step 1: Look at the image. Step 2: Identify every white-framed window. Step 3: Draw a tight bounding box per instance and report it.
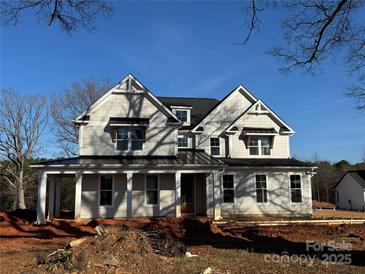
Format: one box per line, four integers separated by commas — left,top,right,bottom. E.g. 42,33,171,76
290,175,302,203
210,137,220,156
177,135,188,148
222,175,234,203
100,175,113,206
116,128,144,151
145,175,159,206
175,110,188,123
248,136,271,156
256,174,268,203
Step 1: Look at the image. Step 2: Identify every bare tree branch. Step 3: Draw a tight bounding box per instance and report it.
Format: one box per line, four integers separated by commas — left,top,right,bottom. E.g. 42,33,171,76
50,78,110,156
0,89,48,209
1,0,113,34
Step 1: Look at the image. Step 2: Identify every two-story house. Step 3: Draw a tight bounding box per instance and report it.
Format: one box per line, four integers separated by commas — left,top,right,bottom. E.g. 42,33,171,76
33,74,316,224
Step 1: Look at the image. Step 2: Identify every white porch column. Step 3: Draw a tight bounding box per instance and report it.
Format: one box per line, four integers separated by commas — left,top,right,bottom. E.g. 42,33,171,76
74,171,82,220
126,172,133,218
36,171,47,224
175,171,181,217
212,171,222,220
47,177,55,221
55,177,61,218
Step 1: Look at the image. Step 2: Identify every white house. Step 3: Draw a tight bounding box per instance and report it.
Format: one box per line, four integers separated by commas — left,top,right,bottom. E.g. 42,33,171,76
334,170,365,211
32,74,316,224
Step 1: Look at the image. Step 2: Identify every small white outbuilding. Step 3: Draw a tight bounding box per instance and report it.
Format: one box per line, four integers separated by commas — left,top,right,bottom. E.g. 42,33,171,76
334,170,365,211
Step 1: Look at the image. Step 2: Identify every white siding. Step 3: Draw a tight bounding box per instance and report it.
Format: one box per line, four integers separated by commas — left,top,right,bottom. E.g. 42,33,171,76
220,170,312,216
80,93,177,156
80,174,127,219
336,174,365,211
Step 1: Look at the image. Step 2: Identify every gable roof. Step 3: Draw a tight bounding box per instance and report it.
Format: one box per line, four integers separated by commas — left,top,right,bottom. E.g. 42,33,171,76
225,100,294,134
158,97,219,130
74,74,181,125
334,170,365,189
192,85,258,132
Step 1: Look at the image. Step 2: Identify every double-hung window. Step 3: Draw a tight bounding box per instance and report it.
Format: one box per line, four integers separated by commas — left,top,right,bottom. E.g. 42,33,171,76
222,175,234,203
256,174,268,203
146,175,158,205
100,175,113,206
290,175,302,203
116,128,144,151
175,110,187,123
177,135,188,148
210,137,220,156
248,136,271,156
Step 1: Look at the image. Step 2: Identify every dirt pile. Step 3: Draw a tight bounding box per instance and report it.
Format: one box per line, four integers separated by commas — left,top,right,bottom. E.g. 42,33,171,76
36,225,185,273
0,209,36,225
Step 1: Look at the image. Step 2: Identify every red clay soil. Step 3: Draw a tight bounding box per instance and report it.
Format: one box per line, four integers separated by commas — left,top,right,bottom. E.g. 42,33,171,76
0,210,154,252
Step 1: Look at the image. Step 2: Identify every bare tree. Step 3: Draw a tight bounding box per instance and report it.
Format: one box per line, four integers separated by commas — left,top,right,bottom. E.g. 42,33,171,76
0,89,48,209
1,0,113,34
243,0,365,109
50,78,110,156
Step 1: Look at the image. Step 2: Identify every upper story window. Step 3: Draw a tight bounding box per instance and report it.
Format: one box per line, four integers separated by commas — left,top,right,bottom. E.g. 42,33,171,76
290,175,302,203
177,135,188,148
175,110,188,123
116,128,144,151
210,137,220,156
172,107,191,126
248,136,271,156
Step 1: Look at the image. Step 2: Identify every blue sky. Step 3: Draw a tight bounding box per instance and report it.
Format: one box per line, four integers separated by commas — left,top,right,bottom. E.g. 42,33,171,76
1,1,364,163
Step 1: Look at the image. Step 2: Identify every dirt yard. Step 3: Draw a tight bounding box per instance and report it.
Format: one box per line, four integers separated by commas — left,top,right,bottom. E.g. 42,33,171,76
313,209,365,219
1,210,365,273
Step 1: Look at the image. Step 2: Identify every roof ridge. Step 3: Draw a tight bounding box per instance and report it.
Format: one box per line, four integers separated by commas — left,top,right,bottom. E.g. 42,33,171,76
157,96,219,100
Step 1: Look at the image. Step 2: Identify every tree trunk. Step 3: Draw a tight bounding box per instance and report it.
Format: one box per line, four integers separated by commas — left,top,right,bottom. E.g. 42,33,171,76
18,170,26,209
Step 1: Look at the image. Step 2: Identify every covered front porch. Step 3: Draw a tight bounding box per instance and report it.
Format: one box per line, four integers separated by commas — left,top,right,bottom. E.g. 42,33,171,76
32,150,225,224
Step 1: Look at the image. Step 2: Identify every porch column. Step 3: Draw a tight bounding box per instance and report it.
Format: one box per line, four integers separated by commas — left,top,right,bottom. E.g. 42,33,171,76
36,171,47,224
74,171,82,220
175,171,181,217
47,177,55,221
126,172,133,218
212,171,222,220
55,177,61,218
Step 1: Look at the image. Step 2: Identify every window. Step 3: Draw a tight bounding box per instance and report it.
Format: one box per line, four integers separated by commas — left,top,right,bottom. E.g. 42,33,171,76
146,175,158,205
248,136,271,156
210,137,220,156
256,175,268,203
223,175,234,203
177,135,188,148
116,128,144,151
100,175,113,206
290,175,302,203
175,110,187,122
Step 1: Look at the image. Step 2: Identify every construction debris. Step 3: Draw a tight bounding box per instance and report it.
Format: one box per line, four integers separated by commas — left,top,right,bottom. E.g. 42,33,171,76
68,238,87,248
36,225,185,273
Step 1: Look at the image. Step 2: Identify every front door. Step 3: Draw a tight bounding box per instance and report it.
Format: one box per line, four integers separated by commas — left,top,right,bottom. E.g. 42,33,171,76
181,175,194,213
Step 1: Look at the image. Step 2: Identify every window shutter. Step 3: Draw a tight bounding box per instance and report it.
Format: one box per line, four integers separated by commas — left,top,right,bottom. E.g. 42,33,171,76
112,128,117,143
244,136,250,148
270,136,274,148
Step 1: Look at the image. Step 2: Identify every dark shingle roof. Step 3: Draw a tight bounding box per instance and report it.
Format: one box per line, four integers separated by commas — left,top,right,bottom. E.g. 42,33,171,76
157,97,219,129
32,149,224,168
109,117,150,124
218,158,315,167
334,170,365,189
243,127,277,134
